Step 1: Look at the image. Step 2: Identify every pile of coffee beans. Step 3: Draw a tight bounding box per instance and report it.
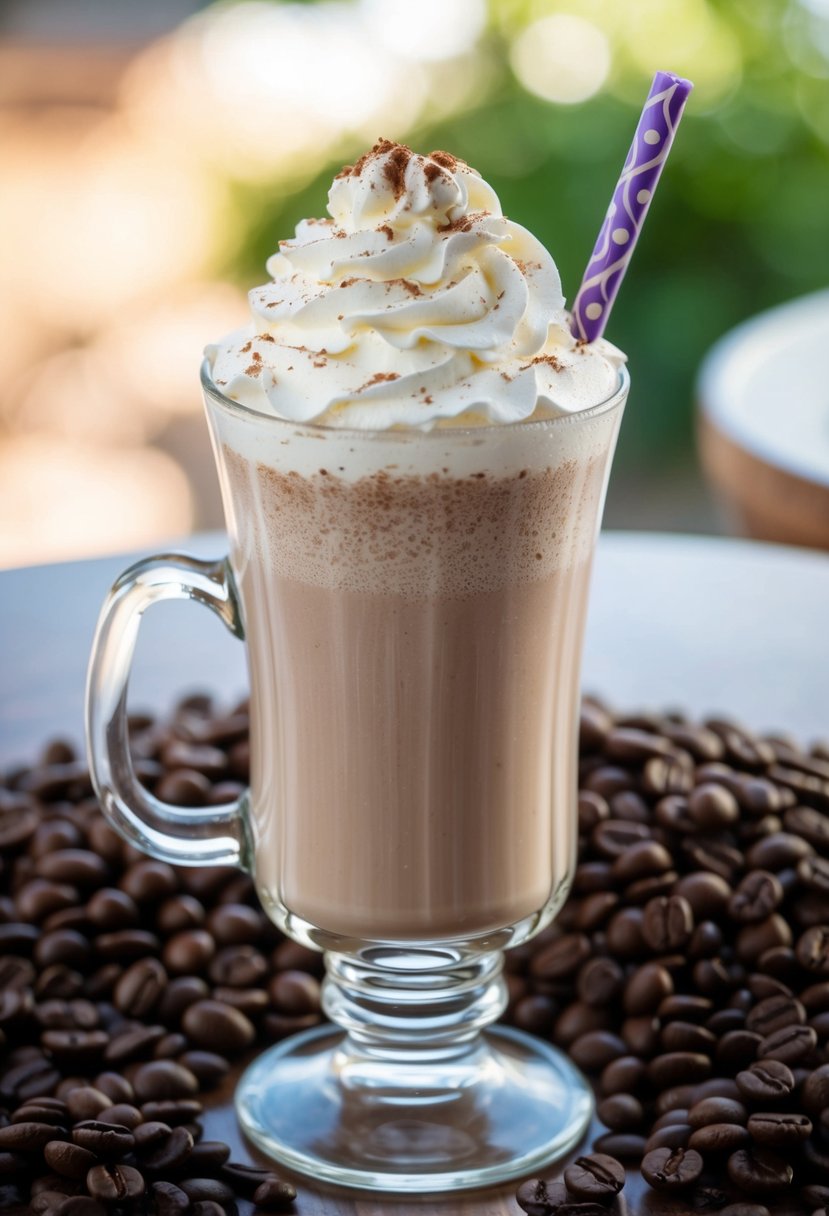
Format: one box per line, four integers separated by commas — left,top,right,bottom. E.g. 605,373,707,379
0,694,315,1215
514,697,829,1216
3,692,829,1215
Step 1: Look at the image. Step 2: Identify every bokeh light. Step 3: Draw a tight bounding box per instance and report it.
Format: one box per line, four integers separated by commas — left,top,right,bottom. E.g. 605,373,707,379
510,14,611,105
359,0,487,62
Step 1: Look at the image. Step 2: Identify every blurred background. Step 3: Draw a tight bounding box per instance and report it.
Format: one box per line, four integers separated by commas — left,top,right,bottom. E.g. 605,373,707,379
1,0,829,568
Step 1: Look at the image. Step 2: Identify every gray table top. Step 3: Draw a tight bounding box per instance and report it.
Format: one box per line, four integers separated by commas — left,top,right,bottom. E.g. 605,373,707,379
1,530,827,768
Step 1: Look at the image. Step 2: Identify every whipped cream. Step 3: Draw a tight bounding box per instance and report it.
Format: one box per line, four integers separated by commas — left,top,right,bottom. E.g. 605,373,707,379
206,140,625,429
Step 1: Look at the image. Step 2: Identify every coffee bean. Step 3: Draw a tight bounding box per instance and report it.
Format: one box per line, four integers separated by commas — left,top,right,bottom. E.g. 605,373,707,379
737,1059,795,1103
133,1061,199,1103
605,907,646,958
719,1206,770,1216
141,1098,203,1126
658,994,713,1023
253,1175,298,1208
569,1030,627,1071
150,1181,190,1215
95,930,161,961
36,850,108,887
688,1123,750,1153
645,1124,692,1152
747,832,814,872
93,1072,134,1104
729,872,784,924
727,1147,793,1195
175,1139,231,1174
181,999,256,1052
641,1146,703,1189
596,1094,643,1131
162,930,215,975
205,903,263,945
746,994,806,1036
71,1120,134,1159
801,1063,829,1114
642,895,694,952
44,1140,99,1181
190,1204,226,1216
87,1163,145,1202
156,770,212,806
140,1124,195,1170
179,1177,234,1203
530,933,592,980
600,1056,647,1096
157,975,210,1025
688,1097,748,1128
592,1132,646,1161
756,1022,817,1063
0,1121,67,1150
563,1153,625,1200
209,943,268,987
660,1020,717,1054
624,963,673,1016
114,958,167,1018
747,1111,812,1147
105,1024,166,1065
86,888,139,930
798,926,829,974
177,1051,229,1087
689,783,740,830
648,1052,712,1090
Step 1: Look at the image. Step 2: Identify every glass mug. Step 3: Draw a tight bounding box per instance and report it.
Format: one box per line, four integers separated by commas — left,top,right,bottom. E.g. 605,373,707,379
86,362,628,1193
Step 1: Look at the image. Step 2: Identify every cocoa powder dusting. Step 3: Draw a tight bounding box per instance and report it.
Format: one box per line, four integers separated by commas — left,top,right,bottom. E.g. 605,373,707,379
429,149,460,171
377,224,394,240
382,143,412,199
355,372,401,393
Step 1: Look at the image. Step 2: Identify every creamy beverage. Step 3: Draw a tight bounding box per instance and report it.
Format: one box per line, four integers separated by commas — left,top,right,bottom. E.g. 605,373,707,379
205,140,625,943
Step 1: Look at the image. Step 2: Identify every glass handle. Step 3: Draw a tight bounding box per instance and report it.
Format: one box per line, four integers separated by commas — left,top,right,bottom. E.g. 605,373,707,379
85,552,252,870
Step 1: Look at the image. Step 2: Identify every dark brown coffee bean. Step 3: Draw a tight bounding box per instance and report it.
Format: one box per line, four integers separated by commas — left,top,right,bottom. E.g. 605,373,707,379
600,1055,647,1096
621,1014,660,1057
689,1123,749,1153
41,1029,109,1067
176,1051,229,1087
119,859,178,903
140,1124,195,1170
563,1153,625,1200
157,975,209,1025
592,1132,646,1161
624,962,673,1016
801,1063,829,1114
34,928,91,970
513,994,555,1036
530,933,592,980
156,894,205,935
747,1111,811,1147
797,926,829,974
86,888,139,930
133,1060,199,1103
683,839,743,882
660,1021,717,1054
0,1053,60,1102
642,895,694,952
569,1030,627,1071
87,1163,145,1202
44,1140,99,1180
179,1178,234,1203
95,930,161,961
658,994,713,1023
605,907,646,958
641,1146,703,1189
190,1204,226,1216
208,944,268,987
577,957,625,1008
746,994,806,1036
181,999,256,1052
205,902,263,945
114,958,167,1018
756,1022,817,1063
798,856,829,893
150,1180,190,1215
729,872,784,924
674,872,732,920
645,1124,692,1152
736,915,793,963
573,861,615,895
105,1024,166,1064
156,770,212,806
140,1098,202,1125
174,1139,231,1174
717,1030,763,1070
747,832,814,872
11,1099,69,1125
0,1120,66,1149
253,1175,298,1208
591,820,651,859
72,1120,134,1159
688,1097,747,1128
648,1052,712,1090
162,930,215,976
727,1147,793,1195
689,783,740,829
719,1206,770,1216
655,794,696,832
36,849,108,886
65,1089,112,1124
16,879,78,924
92,1072,134,1104
596,1093,643,1132
736,1059,795,1103
99,1103,142,1129
612,840,673,885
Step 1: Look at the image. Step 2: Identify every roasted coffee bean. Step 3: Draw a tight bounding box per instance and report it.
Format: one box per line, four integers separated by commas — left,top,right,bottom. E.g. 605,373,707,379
87,1163,145,1202
801,1063,829,1114
179,1177,234,1203
72,1120,134,1159
645,1124,693,1152
530,933,592,980
190,1204,226,1216
181,999,256,1052
98,1103,143,1128
747,832,814,872
209,943,268,987
660,1020,717,1054
156,770,212,806
797,926,829,974
95,929,161,961
624,962,673,1016
157,975,210,1025
756,1021,817,1063
688,1122,749,1153
176,1051,229,1087
105,1024,166,1064
658,994,713,1023
133,1060,199,1102
736,1059,795,1103
674,872,732,920
252,1175,298,1208
605,907,646,958
689,783,740,830
141,1098,203,1125
642,895,694,952
175,1139,231,1173
86,888,139,930
563,1153,625,1200
600,1056,647,1096
35,849,108,886
574,891,618,932
92,1071,134,1104
0,1120,67,1150
569,1030,627,1071
612,840,673,884
688,1097,748,1128
162,929,215,975
641,1146,703,1189
729,871,784,923
596,1093,643,1131
592,1132,646,1160
140,1124,195,1170
150,1181,190,1215
747,1111,812,1147
205,902,263,945
727,1148,793,1195
648,1052,712,1090
44,1140,99,1180
719,1206,770,1216
621,1014,660,1057
114,957,167,1018
746,994,806,1036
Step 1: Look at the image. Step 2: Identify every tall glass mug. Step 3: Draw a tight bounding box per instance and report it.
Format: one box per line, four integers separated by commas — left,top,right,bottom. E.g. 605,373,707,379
86,362,628,1193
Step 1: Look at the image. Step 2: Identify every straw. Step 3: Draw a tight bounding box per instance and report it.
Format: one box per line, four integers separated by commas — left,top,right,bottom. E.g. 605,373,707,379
570,70,693,344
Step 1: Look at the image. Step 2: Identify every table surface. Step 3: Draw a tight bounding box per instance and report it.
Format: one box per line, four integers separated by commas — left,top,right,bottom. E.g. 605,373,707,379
1,529,828,1213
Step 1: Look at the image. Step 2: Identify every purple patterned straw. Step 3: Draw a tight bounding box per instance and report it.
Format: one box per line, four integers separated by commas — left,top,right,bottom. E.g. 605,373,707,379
570,71,693,344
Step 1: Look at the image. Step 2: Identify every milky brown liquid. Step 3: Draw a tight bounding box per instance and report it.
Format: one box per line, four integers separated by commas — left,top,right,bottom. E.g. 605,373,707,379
222,440,610,942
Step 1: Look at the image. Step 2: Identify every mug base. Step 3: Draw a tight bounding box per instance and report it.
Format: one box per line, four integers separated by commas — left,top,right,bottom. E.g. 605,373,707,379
235,1022,593,1194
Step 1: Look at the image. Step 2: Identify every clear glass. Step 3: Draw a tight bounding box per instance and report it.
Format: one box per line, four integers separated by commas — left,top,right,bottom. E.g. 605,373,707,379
86,362,628,1193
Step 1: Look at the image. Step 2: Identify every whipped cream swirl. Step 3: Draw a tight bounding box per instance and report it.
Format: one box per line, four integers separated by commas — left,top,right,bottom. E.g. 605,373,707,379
207,140,625,428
